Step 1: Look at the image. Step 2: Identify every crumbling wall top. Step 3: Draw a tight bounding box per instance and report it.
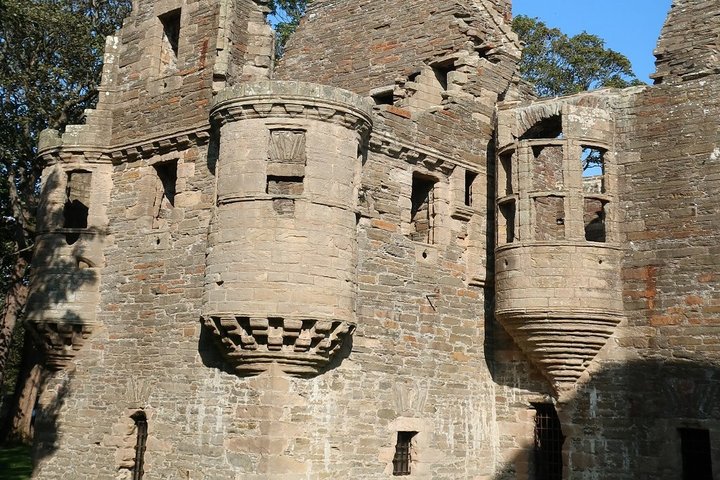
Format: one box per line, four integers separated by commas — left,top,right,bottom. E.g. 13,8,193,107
276,0,520,95
652,0,720,84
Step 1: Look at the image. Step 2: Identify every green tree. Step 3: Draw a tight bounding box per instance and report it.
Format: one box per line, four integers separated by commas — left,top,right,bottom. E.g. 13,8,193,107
0,0,131,443
269,0,308,57
512,15,644,97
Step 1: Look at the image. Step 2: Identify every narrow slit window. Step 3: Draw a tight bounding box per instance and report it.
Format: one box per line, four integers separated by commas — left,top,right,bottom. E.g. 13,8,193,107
159,9,181,73
679,428,713,480
63,170,91,243
499,153,513,196
533,403,564,480
410,174,436,244
152,160,178,229
465,170,478,207
392,431,417,476
498,200,515,244
131,411,148,480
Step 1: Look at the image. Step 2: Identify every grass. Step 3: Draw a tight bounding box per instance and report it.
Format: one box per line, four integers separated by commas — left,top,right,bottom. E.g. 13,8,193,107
0,445,33,480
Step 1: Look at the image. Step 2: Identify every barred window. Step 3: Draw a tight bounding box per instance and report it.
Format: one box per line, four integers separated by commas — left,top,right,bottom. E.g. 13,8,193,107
533,403,564,480
131,411,148,480
392,431,417,476
679,428,713,480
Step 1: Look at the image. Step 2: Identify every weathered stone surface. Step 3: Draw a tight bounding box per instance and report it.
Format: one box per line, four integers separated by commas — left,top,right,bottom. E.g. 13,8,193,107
25,1,720,479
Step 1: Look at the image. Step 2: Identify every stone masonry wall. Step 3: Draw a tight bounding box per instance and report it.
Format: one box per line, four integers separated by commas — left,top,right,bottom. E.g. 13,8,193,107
652,0,720,84
545,74,720,479
28,1,720,479
277,0,519,97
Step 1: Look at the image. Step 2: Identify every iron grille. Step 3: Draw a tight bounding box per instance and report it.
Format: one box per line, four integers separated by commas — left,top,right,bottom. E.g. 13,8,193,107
679,428,713,480
393,431,416,476
131,411,148,480
533,403,564,480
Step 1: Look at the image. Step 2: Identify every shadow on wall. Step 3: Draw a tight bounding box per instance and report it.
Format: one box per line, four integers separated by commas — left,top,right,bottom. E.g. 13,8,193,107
488,357,720,480
17,168,100,469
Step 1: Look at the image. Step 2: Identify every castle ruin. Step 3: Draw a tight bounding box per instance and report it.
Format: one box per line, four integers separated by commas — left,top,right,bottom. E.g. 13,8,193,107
25,0,720,478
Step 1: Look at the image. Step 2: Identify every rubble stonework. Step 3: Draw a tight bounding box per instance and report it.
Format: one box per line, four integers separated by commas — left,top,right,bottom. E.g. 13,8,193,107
26,1,720,479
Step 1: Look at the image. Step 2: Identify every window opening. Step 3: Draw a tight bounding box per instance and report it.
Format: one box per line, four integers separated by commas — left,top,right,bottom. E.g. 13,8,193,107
581,147,606,193
63,170,91,229
410,175,436,243
63,170,91,244
532,145,564,191
371,87,394,106
432,63,454,91
159,9,181,73
267,130,306,197
465,170,478,207
154,161,177,207
131,411,148,480
533,403,564,480
535,196,565,241
499,153,513,196
392,431,417,476
498,200,515,244
152,160,177,229
581,147,605,178
584,198,606,242
679,428,713,480
520,115,563,140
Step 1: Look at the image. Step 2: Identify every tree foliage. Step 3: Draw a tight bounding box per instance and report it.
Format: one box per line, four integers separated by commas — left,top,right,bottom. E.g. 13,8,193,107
268,0,308,56
512,15,644,97
0,0,130,442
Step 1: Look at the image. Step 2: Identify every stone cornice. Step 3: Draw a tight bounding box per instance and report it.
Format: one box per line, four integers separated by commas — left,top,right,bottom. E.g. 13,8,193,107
210,81,373,136
369,130,485,175
37,123,211,166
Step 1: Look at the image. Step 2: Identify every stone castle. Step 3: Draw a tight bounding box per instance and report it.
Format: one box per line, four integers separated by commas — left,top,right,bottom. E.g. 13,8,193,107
25,0,720,478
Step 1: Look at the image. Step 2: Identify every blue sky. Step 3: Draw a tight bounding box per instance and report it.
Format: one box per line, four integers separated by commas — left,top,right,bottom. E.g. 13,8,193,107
512,0,673,83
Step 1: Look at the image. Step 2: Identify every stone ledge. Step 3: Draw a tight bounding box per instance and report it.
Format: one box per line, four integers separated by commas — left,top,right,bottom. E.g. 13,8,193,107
201,314,355,376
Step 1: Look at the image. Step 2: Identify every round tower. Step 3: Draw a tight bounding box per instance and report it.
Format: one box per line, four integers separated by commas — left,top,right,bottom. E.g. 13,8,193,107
494,98,624,393
26,129,113,370
203,81,372,376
